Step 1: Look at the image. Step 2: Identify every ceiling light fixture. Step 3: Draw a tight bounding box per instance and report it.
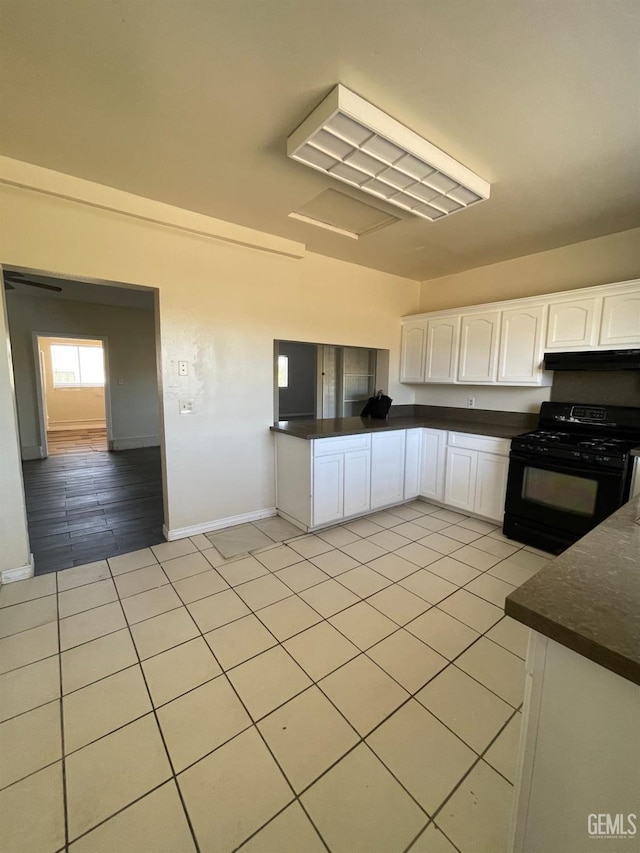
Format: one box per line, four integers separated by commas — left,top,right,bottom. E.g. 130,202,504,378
287,85,490,222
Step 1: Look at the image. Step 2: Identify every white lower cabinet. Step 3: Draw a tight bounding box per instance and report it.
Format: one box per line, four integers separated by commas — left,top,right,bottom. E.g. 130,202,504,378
510,633,640,852
475,451,510,520
343,450,371,517
275,425,510,531
312,453,345,527
371,430,406,509
420,428,447,501
404,428,423,499
444,446,478,512
312,434,371,527
444,432,510,522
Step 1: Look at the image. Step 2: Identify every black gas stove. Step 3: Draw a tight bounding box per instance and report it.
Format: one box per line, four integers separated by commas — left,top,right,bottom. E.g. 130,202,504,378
511,430,637,469
504,402,640,553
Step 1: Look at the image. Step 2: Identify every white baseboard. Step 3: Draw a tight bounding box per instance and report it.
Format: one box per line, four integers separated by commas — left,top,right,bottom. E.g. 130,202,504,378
1,554,35,585
48,421,106,431
109,435,160,451
163,508,277,541
21,445,45,460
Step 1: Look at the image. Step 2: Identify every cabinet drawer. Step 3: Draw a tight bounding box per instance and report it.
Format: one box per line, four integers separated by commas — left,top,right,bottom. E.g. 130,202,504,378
447,431,510,456
313,433,372,457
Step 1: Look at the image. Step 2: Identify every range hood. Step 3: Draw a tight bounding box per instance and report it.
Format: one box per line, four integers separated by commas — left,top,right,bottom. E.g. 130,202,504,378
544,349,640,371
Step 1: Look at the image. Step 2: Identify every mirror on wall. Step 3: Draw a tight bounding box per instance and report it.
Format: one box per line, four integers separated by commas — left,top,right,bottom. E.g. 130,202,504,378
274,340,387,421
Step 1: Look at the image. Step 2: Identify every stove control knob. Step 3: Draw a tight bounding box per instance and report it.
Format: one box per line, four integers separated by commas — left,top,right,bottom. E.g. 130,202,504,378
581,453,590,461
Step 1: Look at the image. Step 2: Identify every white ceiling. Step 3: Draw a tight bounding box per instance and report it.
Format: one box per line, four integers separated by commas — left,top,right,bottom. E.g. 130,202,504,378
1,0,639,282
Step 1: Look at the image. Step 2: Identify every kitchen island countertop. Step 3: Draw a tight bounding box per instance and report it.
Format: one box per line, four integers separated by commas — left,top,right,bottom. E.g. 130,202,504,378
506,494,640,686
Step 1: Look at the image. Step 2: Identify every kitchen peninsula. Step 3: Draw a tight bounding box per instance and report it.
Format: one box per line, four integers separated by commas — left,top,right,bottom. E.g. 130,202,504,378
271,405,536,532
505,497,640,852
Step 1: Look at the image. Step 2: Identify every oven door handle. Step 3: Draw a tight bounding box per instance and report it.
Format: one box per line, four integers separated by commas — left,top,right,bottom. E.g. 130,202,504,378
508,451,622,479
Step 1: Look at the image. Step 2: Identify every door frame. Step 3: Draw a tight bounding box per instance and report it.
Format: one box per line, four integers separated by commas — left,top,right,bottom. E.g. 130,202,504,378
2,262,168,541
33,332,113,458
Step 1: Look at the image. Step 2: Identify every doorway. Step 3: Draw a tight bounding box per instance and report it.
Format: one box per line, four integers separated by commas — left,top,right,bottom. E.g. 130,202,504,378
36,335,109,456
3,265,167,574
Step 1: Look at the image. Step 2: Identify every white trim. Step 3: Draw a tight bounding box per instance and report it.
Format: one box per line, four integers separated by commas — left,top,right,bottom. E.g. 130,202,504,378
273,509,308,533
21,445,45,460
109,434,160,450
1,554,35,585
163,508,277,541
0,155,305,261
48,420,107,431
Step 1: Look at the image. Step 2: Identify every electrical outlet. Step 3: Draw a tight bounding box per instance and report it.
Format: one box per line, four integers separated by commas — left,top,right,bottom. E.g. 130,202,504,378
467,397,476,409
178,360,188,376
179,399,194,414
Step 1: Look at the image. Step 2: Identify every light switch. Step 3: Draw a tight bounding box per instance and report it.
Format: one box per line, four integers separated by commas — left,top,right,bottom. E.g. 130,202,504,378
117,378,124,385
179,399,194,414
178,361,188,376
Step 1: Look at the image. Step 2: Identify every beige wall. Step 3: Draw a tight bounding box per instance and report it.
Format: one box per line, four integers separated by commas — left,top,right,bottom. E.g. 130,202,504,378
39,337,106,430
419,227,640,312
0,172,419,541
8,294,160,458
414,227,640,412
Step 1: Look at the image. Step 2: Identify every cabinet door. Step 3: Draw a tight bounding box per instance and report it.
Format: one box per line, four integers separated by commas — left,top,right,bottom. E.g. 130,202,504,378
444,446,478,512
546,298,598,349
312,453,344,527
458,312,500,383
404,429,422,499
498,305,546,384
400,321,427,382
370,431,406,509
419,429,447,501
425,317,460,383
474,451,509,522
599,293,640,346
343,449,371,518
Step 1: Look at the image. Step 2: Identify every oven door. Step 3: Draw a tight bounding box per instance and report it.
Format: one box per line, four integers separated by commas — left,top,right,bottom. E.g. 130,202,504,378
504,452,628,541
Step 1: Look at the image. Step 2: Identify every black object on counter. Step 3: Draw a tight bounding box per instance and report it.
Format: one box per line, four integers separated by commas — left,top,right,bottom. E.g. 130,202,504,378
361,392,392,419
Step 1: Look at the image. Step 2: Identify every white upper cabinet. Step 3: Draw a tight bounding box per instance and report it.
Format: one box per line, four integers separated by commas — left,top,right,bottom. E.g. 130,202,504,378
599,292,640,346
400,279,640,385
546,298,599,350
400,320,427,382
458,312,500,383
498,305,547,384
424,317,460,382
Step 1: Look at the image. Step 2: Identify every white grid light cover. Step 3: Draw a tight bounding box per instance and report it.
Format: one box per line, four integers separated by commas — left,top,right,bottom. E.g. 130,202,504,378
287,85,490,222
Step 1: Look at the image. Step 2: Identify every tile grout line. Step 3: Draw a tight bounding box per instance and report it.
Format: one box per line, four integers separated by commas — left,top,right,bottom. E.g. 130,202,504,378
1,506,539,849
98,572,203,853
54,569,70,852
160,545,508,845
162,575,334,853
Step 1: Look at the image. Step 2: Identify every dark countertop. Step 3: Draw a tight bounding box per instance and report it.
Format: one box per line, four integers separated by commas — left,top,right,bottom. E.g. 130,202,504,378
271,406,537,441
506,496,640,686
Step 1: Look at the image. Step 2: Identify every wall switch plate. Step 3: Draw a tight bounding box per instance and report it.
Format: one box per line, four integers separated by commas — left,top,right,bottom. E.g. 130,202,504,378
178,360,188,376
117,378,124,385
179,399,194,414
467,397,476,408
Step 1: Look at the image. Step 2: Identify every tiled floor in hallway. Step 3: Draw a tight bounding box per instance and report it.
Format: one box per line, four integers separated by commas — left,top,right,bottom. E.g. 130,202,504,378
0,500,552,852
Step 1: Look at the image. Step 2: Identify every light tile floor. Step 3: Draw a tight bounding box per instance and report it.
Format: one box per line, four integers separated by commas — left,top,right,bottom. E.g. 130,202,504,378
0,500,552,852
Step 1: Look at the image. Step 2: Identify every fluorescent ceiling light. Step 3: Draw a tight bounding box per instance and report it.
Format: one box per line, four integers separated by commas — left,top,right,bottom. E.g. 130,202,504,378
288,85,490,222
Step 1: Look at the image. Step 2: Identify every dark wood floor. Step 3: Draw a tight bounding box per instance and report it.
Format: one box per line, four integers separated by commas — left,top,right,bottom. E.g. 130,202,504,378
23,447,164,575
